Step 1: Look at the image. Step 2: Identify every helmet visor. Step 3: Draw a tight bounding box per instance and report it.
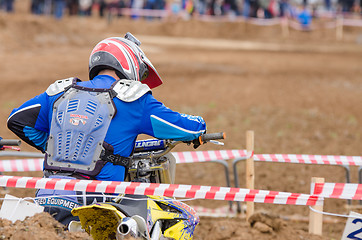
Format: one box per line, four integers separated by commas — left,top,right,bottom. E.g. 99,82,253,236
122,35,163,89
141,54,163,89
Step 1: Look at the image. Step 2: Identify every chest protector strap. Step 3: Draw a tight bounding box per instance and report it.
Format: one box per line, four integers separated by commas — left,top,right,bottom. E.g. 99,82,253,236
45,82,116,176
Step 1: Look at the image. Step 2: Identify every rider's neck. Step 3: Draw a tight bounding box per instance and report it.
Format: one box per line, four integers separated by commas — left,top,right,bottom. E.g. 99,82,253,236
97,69,119,80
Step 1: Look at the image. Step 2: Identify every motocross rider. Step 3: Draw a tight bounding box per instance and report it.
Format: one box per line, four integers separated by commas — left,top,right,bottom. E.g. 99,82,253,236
7,33,206,226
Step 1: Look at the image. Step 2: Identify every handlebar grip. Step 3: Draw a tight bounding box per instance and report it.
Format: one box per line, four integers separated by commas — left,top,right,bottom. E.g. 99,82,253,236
199,132,226,144
0,139,21,146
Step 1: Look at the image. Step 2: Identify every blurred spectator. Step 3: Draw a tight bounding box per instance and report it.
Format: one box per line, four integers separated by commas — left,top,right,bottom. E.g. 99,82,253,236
108,0,126,17
54,0,66,19
195,0,207,14
224,0,239,15
234,0,243,15
2,0,14,12
0,0,4,11
242,0,251,17
44,0,52,15
249,0,259,17
259,0,272,18
297,5,311,30
211,0,224,15
79,0,93,15
279,0,288,16
0,0,5,11
31,0,53,15
98,0,107,17
170,0,182,16
144,0,156,19
131,0,144,19
31,0,44,14
155,0,165,10
144,0,156,11
339,0,354,12
67,0,79,15
31,0,37,14
143,0,165,19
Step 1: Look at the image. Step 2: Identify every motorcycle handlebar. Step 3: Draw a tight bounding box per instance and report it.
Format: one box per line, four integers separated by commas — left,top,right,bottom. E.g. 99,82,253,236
199,132,226,144
133,132,225,159
0,139,21,146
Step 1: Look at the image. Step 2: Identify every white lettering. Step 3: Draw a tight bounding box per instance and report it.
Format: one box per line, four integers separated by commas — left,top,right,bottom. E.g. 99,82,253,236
63,200,70,208
38,197,80,209
135,140,162,148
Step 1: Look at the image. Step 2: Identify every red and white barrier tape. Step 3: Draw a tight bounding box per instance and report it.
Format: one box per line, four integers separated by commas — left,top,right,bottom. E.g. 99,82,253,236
107,7,362,29
0,158,43,172
288,20,316,30
0,175,322,206
173,149,248,163
0,150,361,172
247,17,282,26
117,8,170,18
253,154,362,166
342,19,362,27
312,182,362,200
204,16,362,28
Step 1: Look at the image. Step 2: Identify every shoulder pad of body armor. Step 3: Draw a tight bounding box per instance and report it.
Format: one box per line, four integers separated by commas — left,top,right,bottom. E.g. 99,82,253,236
113,80,151,102
46,77,80,96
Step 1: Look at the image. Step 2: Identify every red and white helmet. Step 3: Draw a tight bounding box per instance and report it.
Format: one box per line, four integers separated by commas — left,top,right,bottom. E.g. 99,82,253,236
89,33,163,89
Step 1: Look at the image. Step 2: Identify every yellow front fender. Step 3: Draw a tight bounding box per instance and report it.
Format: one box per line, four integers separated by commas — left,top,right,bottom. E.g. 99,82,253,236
72,203,125,240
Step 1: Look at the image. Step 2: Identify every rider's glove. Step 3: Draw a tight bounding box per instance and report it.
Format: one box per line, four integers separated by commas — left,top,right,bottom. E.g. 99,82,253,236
182,138,201,149
192,137,202,149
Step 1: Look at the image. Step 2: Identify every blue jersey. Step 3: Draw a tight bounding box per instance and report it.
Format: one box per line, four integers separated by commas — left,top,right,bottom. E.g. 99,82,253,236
7,75,206,181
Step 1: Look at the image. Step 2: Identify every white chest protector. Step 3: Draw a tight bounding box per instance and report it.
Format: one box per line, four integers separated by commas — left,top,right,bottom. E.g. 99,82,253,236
45,78,150,176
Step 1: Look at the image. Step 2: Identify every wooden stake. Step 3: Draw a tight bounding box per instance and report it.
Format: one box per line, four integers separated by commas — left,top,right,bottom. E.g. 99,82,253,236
336,15,343,41
246,130,255,221
309,177,325,236
281,17,289,39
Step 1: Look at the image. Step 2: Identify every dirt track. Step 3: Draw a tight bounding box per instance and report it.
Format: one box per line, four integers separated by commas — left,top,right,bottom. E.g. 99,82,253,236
0,0,362,239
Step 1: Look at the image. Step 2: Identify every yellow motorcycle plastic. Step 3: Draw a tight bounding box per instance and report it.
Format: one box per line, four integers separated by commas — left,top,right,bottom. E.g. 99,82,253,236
71,195,199,240
72,203,125,240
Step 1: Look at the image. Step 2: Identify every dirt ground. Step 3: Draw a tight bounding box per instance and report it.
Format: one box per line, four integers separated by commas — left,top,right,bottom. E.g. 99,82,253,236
0,0,361,239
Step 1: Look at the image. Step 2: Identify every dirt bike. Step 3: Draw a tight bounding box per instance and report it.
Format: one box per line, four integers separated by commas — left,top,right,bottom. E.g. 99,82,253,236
70,132,225,240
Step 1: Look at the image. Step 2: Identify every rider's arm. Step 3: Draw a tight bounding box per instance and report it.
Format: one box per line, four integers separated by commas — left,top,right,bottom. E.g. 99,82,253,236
140,94,206,141
7,92,56,152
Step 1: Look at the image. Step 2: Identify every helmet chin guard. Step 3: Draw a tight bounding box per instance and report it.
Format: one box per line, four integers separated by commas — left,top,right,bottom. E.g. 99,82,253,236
89,33,163,89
